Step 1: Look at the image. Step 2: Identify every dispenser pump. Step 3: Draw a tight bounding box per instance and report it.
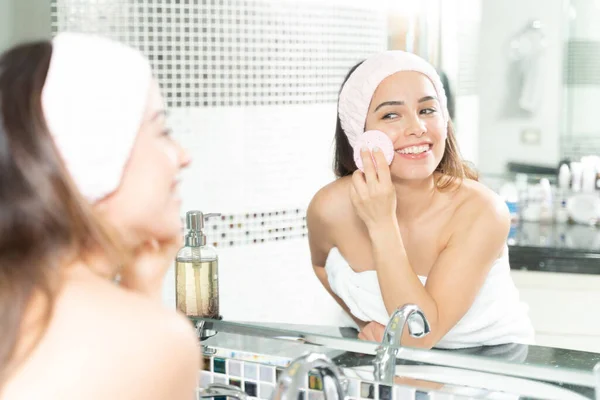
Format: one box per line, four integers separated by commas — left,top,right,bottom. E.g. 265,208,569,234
185,211,220,246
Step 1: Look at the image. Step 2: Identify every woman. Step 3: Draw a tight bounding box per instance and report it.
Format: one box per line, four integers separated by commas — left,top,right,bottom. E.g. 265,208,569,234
0,33,199,398
307,51,534,349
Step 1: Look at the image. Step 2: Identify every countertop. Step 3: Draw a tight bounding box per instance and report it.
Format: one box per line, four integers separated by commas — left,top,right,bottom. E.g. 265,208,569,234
508,221,600,274
247,322,600,372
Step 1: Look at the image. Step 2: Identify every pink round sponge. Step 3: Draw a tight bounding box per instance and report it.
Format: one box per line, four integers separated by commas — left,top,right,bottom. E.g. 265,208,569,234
353,130,395,172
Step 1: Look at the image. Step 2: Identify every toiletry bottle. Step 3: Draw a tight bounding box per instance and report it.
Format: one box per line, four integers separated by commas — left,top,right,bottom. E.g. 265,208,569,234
556,164,571,224
175,210,221,319
570,161,583,193
539,178,554,223
499,182,519,221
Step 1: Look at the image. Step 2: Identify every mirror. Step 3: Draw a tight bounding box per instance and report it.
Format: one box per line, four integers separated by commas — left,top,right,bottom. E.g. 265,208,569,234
4,0,600,375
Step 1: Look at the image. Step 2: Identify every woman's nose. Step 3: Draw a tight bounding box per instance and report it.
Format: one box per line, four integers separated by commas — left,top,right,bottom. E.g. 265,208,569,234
404,114,426,137
177,142,192,168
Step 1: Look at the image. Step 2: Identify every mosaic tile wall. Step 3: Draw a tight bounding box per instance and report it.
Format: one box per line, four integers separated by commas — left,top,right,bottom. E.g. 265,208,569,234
198,353,447,400
201,208,307,248
49,0,387,108
49,0,386,249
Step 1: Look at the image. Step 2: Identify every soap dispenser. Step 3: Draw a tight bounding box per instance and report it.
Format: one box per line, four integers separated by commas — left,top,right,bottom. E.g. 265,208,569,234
175,210,221,319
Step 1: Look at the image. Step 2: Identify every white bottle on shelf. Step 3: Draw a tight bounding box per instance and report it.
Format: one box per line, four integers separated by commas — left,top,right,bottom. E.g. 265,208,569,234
555,164,570,224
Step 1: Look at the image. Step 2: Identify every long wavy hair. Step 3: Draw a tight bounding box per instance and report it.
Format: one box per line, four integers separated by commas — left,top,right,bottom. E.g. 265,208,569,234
333,61,478,189
0,40,126,389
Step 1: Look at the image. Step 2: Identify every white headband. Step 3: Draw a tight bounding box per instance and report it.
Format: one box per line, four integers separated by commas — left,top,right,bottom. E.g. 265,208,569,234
338,50,449,149
42,32,152,203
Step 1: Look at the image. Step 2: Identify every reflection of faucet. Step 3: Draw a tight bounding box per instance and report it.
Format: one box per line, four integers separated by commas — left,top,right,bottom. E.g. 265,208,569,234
373,304,432,383
198,383,248,400
273,353,346,400
195,319,217,340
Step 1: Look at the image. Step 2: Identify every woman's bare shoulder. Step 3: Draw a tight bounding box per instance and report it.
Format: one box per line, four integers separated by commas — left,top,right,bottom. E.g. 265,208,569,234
306,177,357,265
451,178,510,230
4,267,199,400
307,176,354,227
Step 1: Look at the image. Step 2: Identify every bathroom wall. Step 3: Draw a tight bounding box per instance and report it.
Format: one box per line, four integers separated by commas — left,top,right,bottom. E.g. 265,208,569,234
561,0,600,160
0,0,52,53
50,0,385,326
46,0,488,327
13,0,52,43
476,0,566,174
0,0,14,53
439,0,481,166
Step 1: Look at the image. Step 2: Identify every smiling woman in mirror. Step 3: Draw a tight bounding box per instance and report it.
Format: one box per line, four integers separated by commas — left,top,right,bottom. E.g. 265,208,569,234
307,51,535,349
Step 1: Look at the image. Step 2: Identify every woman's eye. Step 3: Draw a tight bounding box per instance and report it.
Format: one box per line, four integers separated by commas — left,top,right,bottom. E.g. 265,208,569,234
382,112,399,120
421,108,437,115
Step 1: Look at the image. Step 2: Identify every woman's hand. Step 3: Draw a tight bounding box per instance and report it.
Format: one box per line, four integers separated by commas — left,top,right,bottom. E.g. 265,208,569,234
119,234,183,301
350,147,397,232
358,321,386,342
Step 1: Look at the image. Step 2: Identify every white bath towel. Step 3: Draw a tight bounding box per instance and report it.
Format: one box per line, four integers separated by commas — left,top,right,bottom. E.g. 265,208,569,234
324,246,535,349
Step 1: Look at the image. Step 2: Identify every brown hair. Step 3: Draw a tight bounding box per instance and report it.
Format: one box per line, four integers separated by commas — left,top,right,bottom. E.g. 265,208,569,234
333,61,478,189
0,40,126,388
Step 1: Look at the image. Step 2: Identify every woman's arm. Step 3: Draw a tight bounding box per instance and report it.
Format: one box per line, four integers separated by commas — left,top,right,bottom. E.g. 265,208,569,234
369,199,509,348
352,148,509,348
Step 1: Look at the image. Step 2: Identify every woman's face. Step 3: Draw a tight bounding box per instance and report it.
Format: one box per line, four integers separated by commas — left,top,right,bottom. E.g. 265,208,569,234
98,79,190,245
364,71,446,181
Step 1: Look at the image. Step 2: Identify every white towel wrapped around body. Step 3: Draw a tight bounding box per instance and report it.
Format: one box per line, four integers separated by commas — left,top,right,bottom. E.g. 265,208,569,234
324,246,535,349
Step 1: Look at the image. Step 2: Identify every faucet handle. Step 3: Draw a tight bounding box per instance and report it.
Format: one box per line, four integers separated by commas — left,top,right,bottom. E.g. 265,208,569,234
199,383,247,400
274,353,346,400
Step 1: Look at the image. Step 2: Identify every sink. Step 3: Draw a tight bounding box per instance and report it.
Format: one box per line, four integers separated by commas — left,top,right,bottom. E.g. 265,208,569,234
343,365,590,400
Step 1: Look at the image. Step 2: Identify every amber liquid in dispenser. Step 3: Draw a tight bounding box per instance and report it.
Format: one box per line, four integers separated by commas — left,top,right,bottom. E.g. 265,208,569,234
175,258,219,318
175,210,221,319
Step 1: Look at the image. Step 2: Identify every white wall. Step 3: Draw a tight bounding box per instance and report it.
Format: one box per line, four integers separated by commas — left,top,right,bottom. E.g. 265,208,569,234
0,0,14,53
477,0,566,174
13,0,51,43
0,0,51,53
160,104,357,326
440,0,481,165
565,0,600,141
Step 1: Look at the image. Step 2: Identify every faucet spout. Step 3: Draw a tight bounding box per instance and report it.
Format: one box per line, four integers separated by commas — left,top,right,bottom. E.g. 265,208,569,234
198,383,248,400
273,353,346,400
373,304,431,383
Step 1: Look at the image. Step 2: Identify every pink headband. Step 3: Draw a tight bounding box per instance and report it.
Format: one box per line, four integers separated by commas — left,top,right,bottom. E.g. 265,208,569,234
42,32,152,202
338,50,449,149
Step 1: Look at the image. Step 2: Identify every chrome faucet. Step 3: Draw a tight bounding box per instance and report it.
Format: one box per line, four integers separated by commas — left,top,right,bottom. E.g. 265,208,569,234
273,353,346,400
373,304,431,383
195,319,217,340
198,383,248,400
